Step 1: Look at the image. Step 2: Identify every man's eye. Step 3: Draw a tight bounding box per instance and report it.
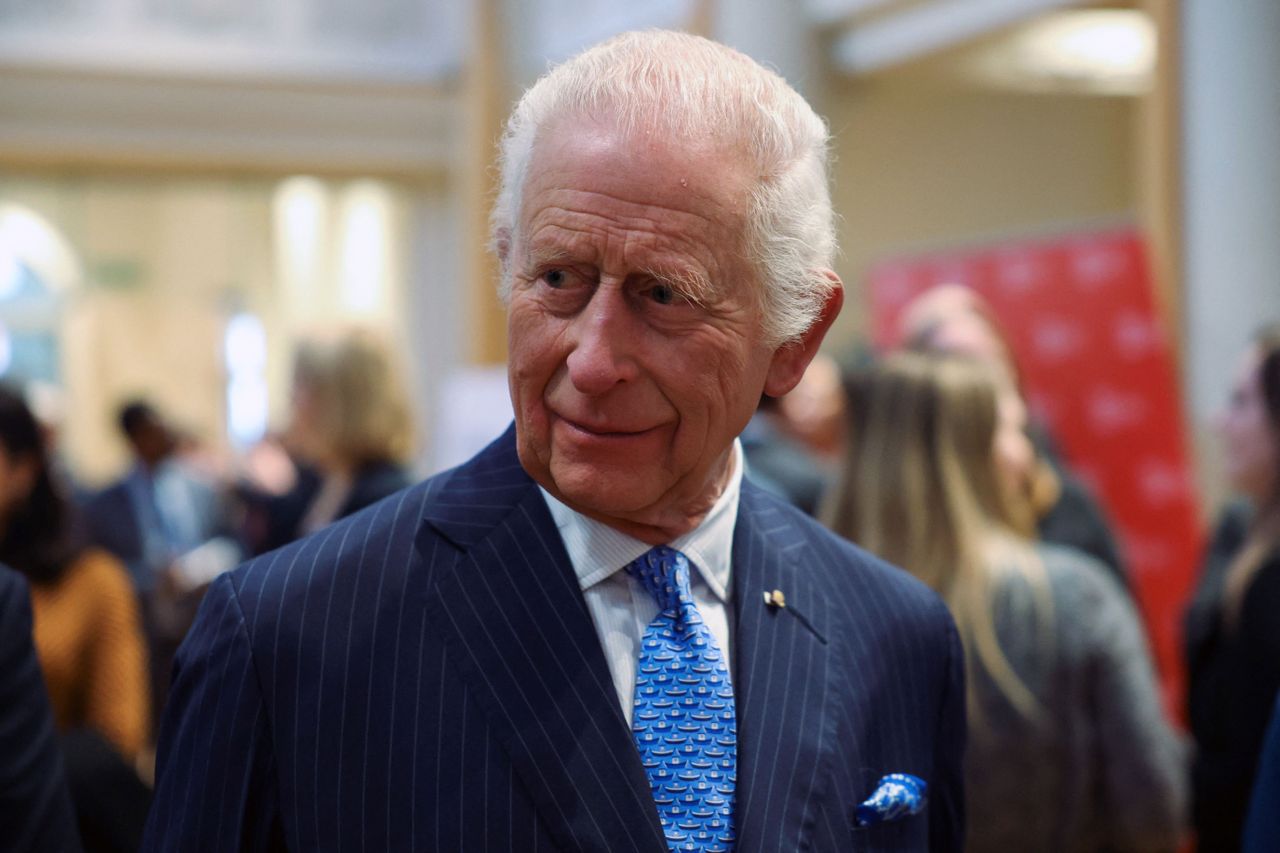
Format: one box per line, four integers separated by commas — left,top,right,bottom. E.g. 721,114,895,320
544,269,567,288
650,284,681,305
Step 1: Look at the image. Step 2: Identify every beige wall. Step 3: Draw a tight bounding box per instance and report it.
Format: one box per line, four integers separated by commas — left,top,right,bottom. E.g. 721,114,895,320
0,72,1143,486
823,78,1138,345
0,175,277,485
0,172,456,486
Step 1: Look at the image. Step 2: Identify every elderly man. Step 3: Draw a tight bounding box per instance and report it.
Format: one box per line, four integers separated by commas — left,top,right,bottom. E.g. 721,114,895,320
143,31,964,852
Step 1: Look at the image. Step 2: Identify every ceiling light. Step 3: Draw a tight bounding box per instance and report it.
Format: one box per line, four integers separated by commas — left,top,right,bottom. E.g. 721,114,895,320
969,9,1156,95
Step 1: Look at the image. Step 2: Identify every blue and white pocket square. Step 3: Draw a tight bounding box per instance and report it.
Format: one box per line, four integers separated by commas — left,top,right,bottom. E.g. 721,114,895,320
854,773,928,827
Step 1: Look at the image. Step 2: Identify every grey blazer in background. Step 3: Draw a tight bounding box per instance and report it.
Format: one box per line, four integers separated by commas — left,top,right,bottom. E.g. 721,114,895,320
966,545,1187,852
142,425,965,851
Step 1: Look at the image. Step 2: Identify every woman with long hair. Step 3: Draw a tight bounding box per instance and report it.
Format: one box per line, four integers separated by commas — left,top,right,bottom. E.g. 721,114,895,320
898,283,1130,591
241,326,416,555
1185,324,1280,852
825,354,1184,852
0,382,151,851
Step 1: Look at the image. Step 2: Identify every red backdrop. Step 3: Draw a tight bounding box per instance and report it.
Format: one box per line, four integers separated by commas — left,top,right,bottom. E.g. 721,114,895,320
866,226,1203,715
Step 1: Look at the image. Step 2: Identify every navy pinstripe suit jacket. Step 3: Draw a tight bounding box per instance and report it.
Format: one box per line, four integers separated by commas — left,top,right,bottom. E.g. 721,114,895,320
0,565,82,852
142,426,965,851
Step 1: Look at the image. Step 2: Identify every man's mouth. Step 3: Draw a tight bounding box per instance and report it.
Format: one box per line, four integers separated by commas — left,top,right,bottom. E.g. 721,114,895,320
557,415,658,438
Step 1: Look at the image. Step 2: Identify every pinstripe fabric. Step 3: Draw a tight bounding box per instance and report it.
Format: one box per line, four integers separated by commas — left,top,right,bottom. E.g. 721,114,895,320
143,424,964,851
0,565,82,853
728,482,966,852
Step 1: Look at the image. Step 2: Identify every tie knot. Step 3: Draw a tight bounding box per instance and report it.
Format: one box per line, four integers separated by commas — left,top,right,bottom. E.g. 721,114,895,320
626,546,695,616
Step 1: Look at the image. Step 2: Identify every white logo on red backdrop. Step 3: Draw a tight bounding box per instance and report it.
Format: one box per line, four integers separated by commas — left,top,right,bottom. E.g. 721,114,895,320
1114,310,1164,361
1031,317,1087,364
1138,458,1191,507
1069,240,1130,288
1087,386,1149,434
994,249,1044,297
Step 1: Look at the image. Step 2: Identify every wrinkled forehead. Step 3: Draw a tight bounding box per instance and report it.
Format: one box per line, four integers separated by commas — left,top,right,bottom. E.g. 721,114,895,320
517,115,756,252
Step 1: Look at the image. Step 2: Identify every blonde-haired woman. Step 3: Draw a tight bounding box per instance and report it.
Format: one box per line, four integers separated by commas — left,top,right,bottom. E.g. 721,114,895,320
899,283,1130,593
825,354,1185,852
243,326,416,555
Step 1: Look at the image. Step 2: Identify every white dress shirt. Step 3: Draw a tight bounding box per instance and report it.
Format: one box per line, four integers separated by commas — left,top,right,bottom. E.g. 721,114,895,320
539,441,743,725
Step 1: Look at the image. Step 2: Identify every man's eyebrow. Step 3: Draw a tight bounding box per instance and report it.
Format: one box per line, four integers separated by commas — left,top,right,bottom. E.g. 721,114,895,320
520,245,577,270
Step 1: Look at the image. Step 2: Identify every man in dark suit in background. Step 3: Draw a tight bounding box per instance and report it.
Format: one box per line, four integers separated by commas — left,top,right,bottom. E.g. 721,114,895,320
143,30,964,852
83,399,241,729
0,564,81,852
83,400,235,594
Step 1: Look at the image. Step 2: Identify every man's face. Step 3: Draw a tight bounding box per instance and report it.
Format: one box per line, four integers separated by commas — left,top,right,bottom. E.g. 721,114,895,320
130,415,175,468
505,119,795,541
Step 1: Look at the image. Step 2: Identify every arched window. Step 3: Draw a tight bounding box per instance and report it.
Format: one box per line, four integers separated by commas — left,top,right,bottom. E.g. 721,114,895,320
0,205,79,384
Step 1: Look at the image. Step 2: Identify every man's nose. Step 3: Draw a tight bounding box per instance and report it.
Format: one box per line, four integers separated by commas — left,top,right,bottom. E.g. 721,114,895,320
565,286,640,395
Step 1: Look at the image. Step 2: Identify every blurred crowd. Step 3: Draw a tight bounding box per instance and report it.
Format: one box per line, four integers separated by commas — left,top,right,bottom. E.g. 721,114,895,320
1,325,415,851
744,287,1279,853
2,292,1278,851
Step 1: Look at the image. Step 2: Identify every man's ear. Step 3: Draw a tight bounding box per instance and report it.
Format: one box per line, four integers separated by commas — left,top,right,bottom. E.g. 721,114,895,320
763,271,845,398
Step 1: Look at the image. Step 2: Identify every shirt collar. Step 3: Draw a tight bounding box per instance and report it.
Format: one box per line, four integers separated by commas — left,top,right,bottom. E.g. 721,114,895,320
539,440,742,603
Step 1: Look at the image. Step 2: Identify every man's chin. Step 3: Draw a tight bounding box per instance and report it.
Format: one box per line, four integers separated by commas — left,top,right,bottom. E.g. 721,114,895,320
546,469,658,519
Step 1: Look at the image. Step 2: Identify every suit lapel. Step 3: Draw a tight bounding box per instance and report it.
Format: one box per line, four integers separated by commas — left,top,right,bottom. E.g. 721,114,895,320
732,483,837,852
417,427,667,853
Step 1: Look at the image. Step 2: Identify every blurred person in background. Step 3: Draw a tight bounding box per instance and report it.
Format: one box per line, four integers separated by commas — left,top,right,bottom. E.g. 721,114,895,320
740,392,828,514
82,398,241,728
825,354,1185,852
1243,695,1280,853
739,353,843,515
239,325,414,556
84,400,237,594
0,383,151,853
26,379,89,505
771,350,847,462
742,350,871,515
1184,323,1280,853
0,562,82,852
900,283,1130,592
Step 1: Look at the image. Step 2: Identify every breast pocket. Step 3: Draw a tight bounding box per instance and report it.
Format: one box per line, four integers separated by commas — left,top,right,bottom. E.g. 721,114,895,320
846,815,928,852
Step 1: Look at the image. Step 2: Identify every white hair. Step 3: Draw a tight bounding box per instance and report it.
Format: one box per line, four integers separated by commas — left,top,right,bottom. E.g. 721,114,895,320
490,29,837,346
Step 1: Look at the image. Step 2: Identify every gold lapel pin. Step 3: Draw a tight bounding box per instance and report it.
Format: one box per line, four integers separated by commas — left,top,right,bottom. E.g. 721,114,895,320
763,589,827,645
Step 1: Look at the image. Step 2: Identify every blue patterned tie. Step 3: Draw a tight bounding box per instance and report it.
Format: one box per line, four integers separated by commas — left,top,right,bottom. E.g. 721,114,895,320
627,546,736,852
